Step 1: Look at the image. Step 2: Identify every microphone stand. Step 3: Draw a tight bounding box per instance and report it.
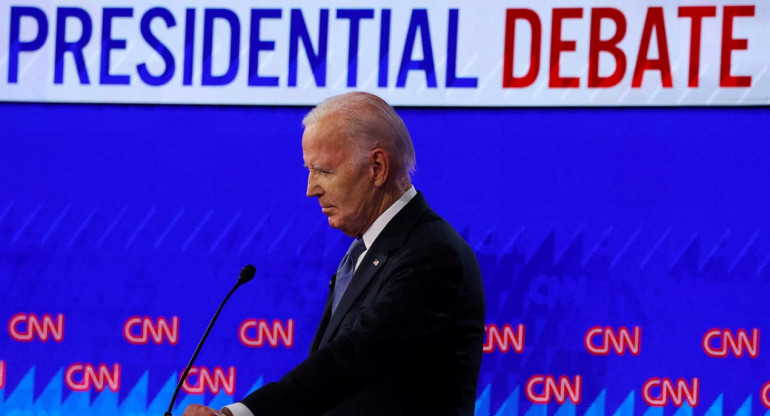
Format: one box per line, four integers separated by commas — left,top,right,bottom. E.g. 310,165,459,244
164,265,255,416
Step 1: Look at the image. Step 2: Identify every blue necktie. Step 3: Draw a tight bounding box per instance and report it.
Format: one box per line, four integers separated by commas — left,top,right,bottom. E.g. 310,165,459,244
332,237,366,313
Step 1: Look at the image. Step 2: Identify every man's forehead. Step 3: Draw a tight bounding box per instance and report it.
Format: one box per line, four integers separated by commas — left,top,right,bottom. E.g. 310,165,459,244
303,135,350,167
303,119,349,149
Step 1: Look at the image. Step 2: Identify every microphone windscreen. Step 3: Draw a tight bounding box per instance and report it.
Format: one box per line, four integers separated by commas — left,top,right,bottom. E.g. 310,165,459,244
238,264,256,283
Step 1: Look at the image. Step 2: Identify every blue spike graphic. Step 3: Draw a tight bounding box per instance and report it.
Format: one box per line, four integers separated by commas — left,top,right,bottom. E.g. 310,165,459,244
704,394,723,416
673,403,693,416
612,391,634,416
643,406,663,416
495,386,519,416
554,401,576,416
585,389,606,416
735,395,751,416
149,373,179,415
121,371,149,415
475,384,491,416
525,403,548,416
36,367,63,410
92,389,120,414
61,390,92,414
4,366,35,411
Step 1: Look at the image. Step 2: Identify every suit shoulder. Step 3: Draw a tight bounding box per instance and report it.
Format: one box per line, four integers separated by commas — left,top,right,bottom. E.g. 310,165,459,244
409,209,471,251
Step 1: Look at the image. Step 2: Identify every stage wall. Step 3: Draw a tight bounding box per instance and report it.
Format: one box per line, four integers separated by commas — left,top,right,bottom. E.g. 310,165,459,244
1,104,769,415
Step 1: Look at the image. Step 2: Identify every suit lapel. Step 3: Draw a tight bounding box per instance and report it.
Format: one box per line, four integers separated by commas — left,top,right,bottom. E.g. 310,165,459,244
309,274,336,352
317,193,430,346
320,249,390,345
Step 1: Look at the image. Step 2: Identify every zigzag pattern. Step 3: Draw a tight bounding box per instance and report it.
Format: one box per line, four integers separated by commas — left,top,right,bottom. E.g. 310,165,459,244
473,386,762,416
0,369,765,415
1,201,769,414
0,367,266,415
2,201,770,276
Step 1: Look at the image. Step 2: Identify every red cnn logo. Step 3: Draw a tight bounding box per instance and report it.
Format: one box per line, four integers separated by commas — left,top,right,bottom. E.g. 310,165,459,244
8,313,64,342
484,324,524,353
584,326,641,356
762,381,770,409
525,375,582,404
65,363,121,392
182,366,236,395
702,328,759,358
0,360,5,389
239,319,294,348
642,378,699,407
123,316,179,345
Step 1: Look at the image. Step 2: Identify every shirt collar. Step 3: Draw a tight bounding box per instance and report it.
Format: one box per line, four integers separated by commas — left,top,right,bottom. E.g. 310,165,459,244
361,186,417,249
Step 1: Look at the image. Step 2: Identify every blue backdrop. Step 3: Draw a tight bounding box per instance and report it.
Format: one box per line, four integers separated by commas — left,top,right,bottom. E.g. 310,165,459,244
1,103,769,415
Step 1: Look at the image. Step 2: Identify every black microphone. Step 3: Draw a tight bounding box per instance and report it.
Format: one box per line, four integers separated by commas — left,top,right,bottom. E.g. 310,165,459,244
164,264,256,416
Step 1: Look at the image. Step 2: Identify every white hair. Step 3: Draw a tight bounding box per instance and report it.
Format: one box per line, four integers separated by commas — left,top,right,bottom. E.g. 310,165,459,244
303,92,415,189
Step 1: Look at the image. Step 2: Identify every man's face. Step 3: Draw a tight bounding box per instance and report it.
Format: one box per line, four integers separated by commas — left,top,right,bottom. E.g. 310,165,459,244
302,115,378,237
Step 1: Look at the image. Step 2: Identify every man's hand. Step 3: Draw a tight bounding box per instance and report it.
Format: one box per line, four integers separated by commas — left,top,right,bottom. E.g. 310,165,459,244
181,404,233,416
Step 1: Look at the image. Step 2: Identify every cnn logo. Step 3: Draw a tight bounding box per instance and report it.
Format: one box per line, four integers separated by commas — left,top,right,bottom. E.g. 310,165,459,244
182,366,236,395
584,326,641,356
702,328,759,358
484,323,524,353
525,375,581,404
65,363,121,392
8,313,64,342
123,316,179,345
642,377,699,407
239,319,294,348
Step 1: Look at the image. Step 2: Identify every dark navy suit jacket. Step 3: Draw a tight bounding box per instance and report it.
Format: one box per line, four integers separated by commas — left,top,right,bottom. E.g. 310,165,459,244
240,193,485,415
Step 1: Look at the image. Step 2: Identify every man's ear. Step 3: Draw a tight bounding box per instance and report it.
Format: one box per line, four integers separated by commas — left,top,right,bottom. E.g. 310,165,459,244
370,148,390,188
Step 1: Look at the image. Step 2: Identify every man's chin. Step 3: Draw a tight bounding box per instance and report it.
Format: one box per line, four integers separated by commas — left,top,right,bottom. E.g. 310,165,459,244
327,218,356,237
326,217,341,230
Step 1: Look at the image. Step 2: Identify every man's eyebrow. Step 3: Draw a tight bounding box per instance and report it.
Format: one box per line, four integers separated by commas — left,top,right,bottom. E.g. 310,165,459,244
304,164,327,171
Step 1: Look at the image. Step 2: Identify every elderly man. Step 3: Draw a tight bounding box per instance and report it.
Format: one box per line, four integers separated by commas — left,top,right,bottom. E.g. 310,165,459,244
184,92,485,416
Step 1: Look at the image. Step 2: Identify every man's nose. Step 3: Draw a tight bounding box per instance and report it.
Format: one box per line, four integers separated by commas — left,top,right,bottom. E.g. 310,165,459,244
306,175,321,197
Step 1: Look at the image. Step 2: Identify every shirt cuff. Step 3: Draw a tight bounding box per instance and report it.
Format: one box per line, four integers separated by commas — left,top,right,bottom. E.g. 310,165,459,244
223,402,254,416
